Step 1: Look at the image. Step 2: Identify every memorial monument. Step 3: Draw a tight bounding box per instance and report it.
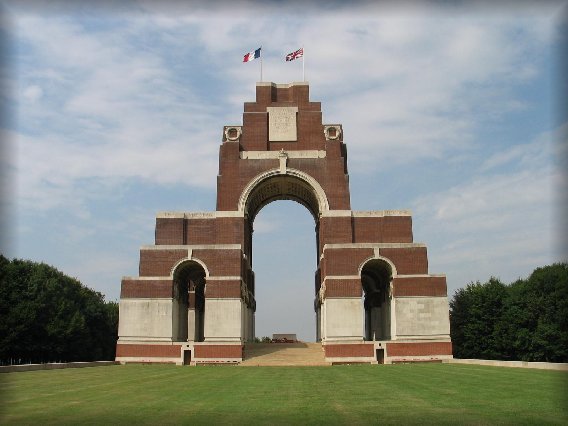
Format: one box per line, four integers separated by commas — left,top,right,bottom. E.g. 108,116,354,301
116,82,453,365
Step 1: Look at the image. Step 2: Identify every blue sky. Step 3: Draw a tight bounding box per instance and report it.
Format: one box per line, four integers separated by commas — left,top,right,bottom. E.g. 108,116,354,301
1,1,567,341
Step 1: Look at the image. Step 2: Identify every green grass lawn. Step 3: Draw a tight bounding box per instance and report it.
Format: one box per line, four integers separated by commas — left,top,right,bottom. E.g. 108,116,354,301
0,364,566,425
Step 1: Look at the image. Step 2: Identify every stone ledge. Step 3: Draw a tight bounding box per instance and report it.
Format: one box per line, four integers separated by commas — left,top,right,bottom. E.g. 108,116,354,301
140,244,242,250
321,210,412,218
240,150,326,159
445,358,568,371
323,243,426,251
156,211,244,219
256,81,309,88
0,361,117,373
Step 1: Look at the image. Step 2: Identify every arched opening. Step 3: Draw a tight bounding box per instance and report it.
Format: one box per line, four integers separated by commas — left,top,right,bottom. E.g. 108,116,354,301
252,201,317,342
172,260,206,342
361,259,393,341
242,170,326,342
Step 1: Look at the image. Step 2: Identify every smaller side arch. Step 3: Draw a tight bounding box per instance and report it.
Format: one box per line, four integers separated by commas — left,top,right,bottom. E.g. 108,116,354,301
170,258,208,343
171,257,210,279
358,255,397,278
359,255,395,342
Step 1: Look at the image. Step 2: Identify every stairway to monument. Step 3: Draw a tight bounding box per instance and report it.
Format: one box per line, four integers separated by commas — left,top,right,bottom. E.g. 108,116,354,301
240,343,330,366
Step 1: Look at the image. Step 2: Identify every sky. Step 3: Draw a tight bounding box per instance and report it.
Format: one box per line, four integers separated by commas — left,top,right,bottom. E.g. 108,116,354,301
1,1,567,342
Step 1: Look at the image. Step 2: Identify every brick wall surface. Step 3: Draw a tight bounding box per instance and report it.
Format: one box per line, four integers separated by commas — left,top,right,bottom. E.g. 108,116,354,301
185,219,216,245
216,156,351,213
386,342,453,357
393,276,447,297
139,249,188,277
382,216,413,243
205,280,241,298
319,216,353,246
380,247,428,275
192,249,242,277
155,218,184,245
185,217,244,246
325,278,362,298
324,343,374,358
194,345,243,359
116,344,181,358
323,248,374,276
352,216,413,244
241,112,268,151
121,279,173,298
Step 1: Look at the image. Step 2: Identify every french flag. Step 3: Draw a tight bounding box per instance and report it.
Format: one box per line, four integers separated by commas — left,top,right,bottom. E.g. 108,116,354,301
243,47,261,62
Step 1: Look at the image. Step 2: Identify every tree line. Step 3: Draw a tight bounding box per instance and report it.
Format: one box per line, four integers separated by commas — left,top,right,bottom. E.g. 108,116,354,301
0,255,118,364
450,263,568,363
1,254,566,364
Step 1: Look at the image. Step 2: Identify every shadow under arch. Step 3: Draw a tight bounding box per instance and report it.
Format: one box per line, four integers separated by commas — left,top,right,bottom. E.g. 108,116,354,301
360,258,394,341
172,259,207,342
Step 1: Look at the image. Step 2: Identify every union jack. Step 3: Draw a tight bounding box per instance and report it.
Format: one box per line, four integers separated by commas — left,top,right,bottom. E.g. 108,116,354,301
285,47,303,61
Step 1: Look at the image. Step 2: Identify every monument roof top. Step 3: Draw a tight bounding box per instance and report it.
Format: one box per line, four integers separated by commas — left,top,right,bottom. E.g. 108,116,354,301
256,81,309,88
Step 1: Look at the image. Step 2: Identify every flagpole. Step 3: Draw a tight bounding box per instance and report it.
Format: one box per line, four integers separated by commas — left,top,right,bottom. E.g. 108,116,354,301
302,46,305,81
260,45,263,82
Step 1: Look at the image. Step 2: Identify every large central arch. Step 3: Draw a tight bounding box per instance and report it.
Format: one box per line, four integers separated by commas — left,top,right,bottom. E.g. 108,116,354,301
238,168,330,221
239,168,328,277
251,198,317,341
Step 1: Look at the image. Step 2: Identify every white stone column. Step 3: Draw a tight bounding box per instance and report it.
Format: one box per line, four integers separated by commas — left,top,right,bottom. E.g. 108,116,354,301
249,307,254,341
252,308,256,340
187,309,196,341
321,300,326,341
371,307,381,341
390,297,397,340
316,306,321,342
241,299,247,343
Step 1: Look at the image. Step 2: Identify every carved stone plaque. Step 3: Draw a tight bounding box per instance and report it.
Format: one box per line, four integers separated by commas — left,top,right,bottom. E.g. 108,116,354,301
267,106,298,141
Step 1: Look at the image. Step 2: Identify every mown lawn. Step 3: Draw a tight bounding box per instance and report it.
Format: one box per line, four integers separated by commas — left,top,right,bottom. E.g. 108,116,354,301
0,363,566,425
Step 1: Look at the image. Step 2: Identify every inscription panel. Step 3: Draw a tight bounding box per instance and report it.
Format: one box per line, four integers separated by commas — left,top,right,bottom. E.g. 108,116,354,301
267,107,298,141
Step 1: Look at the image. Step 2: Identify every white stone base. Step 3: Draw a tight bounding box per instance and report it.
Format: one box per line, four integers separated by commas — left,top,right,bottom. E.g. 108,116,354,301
204,298,243,341
323,298,364,341
118,299,174,340
394,297,451,337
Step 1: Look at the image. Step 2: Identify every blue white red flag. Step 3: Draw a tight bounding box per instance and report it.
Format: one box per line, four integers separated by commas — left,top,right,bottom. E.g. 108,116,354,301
243,47,262,62
285,47,303,61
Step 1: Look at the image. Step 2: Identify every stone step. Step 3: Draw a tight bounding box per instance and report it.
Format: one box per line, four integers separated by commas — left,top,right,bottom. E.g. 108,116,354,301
240,343,330,366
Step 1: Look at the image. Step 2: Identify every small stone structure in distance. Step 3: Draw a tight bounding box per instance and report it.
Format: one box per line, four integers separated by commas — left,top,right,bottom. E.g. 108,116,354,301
116,82,453,365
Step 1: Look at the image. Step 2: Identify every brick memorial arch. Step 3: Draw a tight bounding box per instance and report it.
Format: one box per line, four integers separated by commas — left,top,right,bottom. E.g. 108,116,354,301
116,82,453,365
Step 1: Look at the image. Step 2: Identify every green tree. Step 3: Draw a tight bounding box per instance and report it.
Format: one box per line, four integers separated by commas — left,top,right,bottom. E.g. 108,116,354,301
510,264,568,362
0,255,118,364
450,278,507,359
450,263,568,362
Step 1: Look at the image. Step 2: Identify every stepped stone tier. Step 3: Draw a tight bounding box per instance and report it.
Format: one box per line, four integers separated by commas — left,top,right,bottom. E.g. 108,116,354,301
116,82,453,365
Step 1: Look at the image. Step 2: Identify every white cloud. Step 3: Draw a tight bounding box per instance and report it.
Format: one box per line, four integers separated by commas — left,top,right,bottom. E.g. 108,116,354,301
3,2,563,312
10,13,225,215
22,85,42,102
413,124,563,291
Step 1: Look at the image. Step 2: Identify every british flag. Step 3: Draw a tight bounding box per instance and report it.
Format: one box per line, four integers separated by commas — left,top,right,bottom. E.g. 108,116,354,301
285,47,303,61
